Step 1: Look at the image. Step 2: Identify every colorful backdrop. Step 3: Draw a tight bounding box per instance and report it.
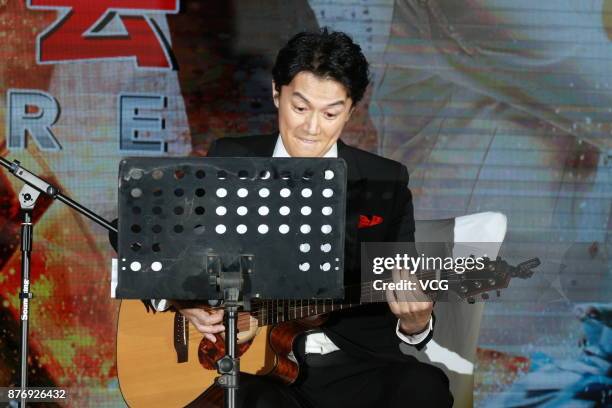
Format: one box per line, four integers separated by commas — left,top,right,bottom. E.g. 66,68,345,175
0,0,610,406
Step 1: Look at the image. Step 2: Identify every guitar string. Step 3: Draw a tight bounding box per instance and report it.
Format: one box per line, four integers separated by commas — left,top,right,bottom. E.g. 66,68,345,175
183,261,517,329
220,268,508,327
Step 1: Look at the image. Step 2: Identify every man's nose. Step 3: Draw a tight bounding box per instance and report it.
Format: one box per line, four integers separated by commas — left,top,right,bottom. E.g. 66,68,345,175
304,112,320,135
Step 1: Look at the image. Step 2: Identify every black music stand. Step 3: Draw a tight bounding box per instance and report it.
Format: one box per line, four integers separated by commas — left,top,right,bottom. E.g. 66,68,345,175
114,157,347,408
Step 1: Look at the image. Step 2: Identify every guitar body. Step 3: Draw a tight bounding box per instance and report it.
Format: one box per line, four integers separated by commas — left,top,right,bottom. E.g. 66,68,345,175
116,258,538,406
116,300,316,407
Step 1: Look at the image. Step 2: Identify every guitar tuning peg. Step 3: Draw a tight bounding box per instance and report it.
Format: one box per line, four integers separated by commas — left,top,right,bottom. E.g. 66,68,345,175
467,297,475,304
481,293,489,300
496,290,501,297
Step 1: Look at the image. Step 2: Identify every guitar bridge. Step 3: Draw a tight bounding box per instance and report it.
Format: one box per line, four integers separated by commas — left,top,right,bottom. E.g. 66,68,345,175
174,312,189,363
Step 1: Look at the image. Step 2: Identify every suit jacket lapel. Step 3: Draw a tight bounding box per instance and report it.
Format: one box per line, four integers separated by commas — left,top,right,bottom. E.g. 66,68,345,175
248,133,277,157
338,140,367,292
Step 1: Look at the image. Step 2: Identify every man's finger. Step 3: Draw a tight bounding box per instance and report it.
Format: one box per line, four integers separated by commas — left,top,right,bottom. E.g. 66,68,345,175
199,311,224,325
385,285,400,314
391,266,401,285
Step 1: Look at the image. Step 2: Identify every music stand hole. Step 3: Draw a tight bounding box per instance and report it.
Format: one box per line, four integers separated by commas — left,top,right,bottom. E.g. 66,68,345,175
153,188,163,197
130,242,142,252
193,225,206,235
302,170,314,181
152,243,161,252
131,224,141,233
174,188,184,197
195,188,206,197
195,170,206,179
174,169,186,180
130,168,144,180
132,206,142,215
195,206,205,215
238,170,249,179
130,188,143,198
217,170,227,180
152,169,164,180
174,206,184,215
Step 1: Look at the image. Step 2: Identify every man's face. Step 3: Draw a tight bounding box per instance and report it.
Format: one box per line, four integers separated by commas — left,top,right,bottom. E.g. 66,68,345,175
273,71,353,157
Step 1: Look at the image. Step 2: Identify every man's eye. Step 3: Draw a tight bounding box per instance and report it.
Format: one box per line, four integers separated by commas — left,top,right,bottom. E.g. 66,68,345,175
324,112,338,119
294,106,306,112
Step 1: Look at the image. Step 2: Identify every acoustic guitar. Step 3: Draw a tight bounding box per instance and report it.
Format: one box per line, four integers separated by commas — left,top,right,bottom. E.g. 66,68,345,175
116,257,539,407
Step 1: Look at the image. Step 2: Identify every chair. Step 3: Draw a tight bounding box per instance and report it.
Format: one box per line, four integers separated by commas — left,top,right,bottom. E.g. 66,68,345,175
400,212,508,408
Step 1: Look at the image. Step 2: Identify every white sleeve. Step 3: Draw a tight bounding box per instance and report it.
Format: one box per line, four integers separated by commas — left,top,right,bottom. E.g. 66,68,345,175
395,317,433,345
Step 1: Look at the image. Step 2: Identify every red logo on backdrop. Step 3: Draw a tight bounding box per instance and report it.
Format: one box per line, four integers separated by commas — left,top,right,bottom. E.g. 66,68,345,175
27,0,180,70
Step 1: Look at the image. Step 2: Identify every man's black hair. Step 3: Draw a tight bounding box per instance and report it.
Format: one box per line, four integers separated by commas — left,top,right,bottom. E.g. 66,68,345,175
272,28,370,106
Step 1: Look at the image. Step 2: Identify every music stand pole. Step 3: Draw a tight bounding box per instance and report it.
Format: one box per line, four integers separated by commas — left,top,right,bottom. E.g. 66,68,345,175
16,186,36,408
219,306,239,408
0,156,116,407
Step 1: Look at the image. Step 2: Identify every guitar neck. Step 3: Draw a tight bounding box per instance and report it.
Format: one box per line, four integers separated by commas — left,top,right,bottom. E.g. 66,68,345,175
253,298,359,326
251,269,459,326
249,257,539,326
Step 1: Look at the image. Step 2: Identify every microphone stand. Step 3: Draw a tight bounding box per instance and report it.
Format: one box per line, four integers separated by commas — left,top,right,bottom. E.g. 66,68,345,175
0,156,117,408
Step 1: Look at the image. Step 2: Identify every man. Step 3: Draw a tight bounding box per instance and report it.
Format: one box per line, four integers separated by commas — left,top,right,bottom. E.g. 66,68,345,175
174,29,453,407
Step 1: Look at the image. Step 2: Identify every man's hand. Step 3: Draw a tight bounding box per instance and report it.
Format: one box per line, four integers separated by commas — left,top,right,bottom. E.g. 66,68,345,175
385,267,433,335
170,301,225,343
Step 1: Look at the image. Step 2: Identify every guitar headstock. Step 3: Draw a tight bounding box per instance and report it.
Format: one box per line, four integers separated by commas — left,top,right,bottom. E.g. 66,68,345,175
446,256,540,303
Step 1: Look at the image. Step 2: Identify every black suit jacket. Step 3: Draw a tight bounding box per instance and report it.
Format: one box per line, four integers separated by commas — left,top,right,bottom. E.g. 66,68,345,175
208,134,432,362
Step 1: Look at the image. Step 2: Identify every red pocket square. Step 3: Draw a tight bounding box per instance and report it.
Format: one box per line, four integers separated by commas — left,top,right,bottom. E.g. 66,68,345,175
358,215,384,229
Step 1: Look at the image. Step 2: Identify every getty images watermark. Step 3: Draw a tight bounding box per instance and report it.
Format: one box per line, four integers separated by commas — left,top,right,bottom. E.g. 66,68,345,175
359,242,543,303
370,252,486,292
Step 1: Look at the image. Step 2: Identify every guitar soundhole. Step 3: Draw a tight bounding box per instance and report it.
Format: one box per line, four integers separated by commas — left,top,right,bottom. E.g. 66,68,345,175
198,335,252,370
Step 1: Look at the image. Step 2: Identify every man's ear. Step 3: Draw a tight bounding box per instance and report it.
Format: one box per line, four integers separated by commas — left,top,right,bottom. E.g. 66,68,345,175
345,103,355,122
272,81,280,108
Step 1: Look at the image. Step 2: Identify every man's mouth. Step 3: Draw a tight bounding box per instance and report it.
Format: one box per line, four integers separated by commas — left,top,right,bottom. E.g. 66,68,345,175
297,137,318,144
